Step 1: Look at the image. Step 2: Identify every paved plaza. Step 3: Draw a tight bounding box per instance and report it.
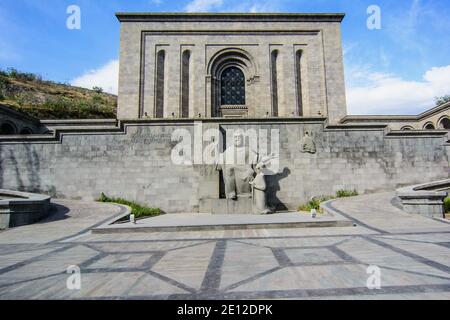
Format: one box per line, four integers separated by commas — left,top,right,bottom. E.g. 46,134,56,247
0,192,450,300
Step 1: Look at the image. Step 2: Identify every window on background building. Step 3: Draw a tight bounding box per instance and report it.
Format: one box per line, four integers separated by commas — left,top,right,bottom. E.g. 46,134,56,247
271,50,279,117
439,118,450,130
424,122,435,130
181,50,191,118
0,122,17,135
220,66,245,106
295,50,303,116
155,50,166,118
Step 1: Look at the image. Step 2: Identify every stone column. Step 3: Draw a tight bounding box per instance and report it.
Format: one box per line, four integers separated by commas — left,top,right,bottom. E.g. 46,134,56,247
166,45,180,117
279,45,297,117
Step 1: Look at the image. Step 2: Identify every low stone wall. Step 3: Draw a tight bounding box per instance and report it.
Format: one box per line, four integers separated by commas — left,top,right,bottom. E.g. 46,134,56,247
0,119,448,213
397,179,449,218
0,189,51,229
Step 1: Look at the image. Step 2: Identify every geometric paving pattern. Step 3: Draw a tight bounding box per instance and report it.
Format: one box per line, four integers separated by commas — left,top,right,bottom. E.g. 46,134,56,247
0,193,450,300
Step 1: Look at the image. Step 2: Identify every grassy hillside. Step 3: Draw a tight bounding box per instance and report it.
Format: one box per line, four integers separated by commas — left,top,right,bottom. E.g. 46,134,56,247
0,68,117,119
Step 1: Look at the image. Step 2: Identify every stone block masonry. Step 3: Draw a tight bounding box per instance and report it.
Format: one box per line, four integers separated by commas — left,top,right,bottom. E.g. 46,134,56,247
0,119,448,213
116,13,348,123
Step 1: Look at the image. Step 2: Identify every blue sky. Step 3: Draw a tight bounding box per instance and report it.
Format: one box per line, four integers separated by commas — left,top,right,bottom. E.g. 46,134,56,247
1,0,450,115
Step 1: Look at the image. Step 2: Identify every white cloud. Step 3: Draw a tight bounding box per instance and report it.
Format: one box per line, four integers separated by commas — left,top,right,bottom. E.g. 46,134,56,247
71,60,119,95
185,0,278,13
248,2,278,13
185,0,223,12
346,65,450,115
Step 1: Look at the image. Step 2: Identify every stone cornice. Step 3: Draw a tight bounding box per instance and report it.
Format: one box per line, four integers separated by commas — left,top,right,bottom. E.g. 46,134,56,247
116,12,345,23
341,102,450,124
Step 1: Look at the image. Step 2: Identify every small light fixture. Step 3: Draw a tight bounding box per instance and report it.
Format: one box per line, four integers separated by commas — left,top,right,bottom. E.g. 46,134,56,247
130,214,136,224
172,112,175,118
311,209,317,219
198,113,202,118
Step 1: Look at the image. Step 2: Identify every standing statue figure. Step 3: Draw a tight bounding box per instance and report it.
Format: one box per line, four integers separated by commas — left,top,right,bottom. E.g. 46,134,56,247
251,155,277,215
216,132,258,200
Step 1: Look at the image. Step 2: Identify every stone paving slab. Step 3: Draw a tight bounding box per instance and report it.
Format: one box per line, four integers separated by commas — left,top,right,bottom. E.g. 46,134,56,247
0,200,127,244
324,192,450,234
0,193,449,300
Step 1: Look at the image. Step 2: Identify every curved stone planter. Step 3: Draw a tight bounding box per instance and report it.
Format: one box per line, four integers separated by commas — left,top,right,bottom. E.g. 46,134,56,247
0,190,51,229
396,179,449,218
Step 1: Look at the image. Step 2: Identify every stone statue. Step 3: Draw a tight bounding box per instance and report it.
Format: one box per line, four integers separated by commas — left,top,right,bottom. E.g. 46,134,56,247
300,131,316,154
251,155,277,215
216,132,258,200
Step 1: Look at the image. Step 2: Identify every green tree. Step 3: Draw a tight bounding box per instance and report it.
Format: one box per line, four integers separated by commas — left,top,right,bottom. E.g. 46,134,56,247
92,86,103,93
435,95,450,106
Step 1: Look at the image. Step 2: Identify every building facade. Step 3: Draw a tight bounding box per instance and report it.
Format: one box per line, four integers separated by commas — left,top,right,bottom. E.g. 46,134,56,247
116,13,348,123
0,104,47,135
341,102,450,131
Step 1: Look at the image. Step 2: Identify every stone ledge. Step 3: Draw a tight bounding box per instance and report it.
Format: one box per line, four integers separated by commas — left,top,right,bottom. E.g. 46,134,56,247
341,101,450,124
396,179,450,218
115,12,346,23
92,212,353,234
0,189,52,229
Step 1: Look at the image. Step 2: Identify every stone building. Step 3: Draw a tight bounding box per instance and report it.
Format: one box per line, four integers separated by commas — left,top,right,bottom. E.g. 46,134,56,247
341,102,450,131
0,104,46,135
0,13,448,214
116,13,347,123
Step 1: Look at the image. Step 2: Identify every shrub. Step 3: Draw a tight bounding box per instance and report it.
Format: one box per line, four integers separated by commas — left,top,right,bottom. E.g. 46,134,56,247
298,196,335,213
445,197,450,214
336,189,359,198
0,76,8,100
92,86,103,93
98,193,163,219
92,94,105,104
38,96,115,119
298,189,359,213
7,68,40,82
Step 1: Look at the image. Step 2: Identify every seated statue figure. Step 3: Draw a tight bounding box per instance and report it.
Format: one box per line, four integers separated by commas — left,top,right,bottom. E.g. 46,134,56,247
216,132,257,200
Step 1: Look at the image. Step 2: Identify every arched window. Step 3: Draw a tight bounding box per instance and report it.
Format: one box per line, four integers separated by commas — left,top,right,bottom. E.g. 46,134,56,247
271,50,279,117
220,66,245,105
401,126,414,131
295,50,303,116
0,122,17,135
20,128,33,135
439,117,450,130
423,122,435,130
155,50,165,118
181,50,191,118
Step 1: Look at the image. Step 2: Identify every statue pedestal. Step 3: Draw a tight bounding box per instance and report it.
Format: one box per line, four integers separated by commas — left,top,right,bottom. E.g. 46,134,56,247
199,198,255,215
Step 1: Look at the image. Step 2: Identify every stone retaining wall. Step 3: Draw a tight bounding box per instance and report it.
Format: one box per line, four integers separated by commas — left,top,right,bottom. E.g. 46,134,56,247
0,119,448,213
